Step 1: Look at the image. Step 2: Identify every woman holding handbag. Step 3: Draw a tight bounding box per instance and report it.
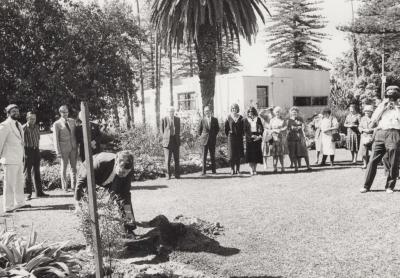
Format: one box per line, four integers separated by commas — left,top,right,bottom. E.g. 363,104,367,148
358,105,374,169
344,104,361,164
319,107,339,166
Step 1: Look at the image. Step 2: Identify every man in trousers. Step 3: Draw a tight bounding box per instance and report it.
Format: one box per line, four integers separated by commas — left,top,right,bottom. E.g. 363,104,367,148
23,112,48,200
161,107,181,179
198,106,220,175
0,104,29,212
53,105,77,191
361,85,400,194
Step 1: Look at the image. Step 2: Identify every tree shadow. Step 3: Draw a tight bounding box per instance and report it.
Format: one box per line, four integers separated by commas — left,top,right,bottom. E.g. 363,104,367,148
39,194,73,198
15,204,74,211
119,215,240,261
131,185,168,190
180,175,251,180
369,189,400,192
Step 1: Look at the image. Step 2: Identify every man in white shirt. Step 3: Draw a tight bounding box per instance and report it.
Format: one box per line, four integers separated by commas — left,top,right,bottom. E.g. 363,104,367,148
0,104,30,212
361,86,400,193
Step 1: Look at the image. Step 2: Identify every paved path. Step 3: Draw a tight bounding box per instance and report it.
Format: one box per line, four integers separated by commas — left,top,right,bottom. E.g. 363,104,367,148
1,149,400,278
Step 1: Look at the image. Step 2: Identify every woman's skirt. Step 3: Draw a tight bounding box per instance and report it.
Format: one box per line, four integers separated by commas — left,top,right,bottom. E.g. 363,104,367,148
315,130,322,152
269,133,284,157
288,137,308,159
228,135,244,163
346,128,360,152
246,132,263,164
321,132,336,155
359,133,372,158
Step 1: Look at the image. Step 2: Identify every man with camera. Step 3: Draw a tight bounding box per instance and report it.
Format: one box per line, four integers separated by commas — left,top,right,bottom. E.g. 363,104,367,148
361,86,400,193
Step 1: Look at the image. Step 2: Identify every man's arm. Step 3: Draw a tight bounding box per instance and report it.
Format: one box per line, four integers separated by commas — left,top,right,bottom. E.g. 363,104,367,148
0,123,9,157
197,119,203,136
214,118,220,134
53,123,61,156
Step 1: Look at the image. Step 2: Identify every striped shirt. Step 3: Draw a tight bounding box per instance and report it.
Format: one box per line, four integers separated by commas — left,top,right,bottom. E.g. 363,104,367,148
23,123,40,148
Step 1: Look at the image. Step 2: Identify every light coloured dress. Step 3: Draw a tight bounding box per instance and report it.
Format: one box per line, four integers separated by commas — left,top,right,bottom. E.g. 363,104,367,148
311,116,322,152
358,116,373,158
320,116,339,156
268,117,287,156
345,113,361,152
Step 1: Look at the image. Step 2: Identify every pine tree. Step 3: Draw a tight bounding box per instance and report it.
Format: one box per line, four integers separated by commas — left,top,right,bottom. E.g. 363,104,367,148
266,0,328,70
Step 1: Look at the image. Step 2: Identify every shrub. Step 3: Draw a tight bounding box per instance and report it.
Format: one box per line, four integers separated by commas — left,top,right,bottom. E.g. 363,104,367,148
0,229,81,277
77,189,126,259
40,161,63,191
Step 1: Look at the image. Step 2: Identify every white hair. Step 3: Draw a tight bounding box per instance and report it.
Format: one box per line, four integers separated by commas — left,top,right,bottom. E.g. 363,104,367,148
273,106,282,114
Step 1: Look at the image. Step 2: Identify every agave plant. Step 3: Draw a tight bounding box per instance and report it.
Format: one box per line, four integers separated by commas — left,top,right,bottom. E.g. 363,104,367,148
0,229,81,277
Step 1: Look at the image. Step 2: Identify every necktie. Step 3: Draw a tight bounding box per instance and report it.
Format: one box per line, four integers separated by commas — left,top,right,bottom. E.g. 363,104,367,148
65,121,71,133
15,122,22,138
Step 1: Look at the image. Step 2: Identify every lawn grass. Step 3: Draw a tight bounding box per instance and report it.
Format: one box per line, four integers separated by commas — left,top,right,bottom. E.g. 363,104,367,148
1,149,400,278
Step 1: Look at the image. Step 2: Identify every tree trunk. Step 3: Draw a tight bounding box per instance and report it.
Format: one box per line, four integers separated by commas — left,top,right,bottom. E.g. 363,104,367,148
195,24,217,112
169,42,174,106
155,33,161,130
135,0,146,124
112,103,120,129
189,44,194,77
150,33,156,89
123,91,132,130
129,90,135,128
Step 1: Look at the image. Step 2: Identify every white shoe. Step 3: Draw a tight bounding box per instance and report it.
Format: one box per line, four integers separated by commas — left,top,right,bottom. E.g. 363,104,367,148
386,189,394,194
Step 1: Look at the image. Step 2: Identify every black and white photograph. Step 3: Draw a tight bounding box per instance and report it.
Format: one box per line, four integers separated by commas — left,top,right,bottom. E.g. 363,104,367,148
0,0,400,277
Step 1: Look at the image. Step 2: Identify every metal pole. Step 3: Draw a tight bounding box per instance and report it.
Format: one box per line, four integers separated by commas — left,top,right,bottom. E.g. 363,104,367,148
381,43,385,99
80,101,104,278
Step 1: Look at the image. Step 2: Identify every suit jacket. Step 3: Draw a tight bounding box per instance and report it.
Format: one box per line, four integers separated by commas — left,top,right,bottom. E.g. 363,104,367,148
76,122,101,161
77,152,132,207
198,116,219,146
0,118,24,165
53,117,77,155
161,116,181,148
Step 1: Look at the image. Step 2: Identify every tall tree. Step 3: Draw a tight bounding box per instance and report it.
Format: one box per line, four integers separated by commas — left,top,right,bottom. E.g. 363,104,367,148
151,0,269,112
266,0,328,70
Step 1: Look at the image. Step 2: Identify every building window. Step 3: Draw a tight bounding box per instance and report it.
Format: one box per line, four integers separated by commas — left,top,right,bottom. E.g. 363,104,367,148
293,96,328,106
178,92,196,111
312,96,328,106
256,86,269,108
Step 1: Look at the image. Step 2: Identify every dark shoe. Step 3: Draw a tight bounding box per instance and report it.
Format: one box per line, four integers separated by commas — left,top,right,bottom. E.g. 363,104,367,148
201,172,206,176
212,170,217,174
175,175,181,179
26,195,32,201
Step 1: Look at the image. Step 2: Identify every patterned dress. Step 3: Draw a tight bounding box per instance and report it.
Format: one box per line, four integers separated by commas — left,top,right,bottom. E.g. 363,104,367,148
345,113,361,152
268,117,287,156
287,117,308,159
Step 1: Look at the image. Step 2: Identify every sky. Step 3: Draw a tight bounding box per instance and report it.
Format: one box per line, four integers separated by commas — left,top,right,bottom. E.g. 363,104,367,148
241,0,358,72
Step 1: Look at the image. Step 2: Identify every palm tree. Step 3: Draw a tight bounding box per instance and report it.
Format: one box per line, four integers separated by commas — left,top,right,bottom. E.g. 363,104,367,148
151,0,269,112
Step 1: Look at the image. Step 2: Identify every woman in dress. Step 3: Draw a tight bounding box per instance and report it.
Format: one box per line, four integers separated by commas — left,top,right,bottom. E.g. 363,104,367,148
287,107,311,171
244,107,264,175
224,103,244,175
268,106,287,173
261,108,274,170
358,105,374,169
320,108,339,166
344,104,361,163
310,113,323,164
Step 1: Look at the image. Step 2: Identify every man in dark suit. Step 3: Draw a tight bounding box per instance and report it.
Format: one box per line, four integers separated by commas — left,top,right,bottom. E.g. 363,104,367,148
161,106,181,179
198,106,220,175
74,151,136,232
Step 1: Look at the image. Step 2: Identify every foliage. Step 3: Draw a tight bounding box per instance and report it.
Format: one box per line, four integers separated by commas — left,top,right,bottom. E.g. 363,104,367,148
266,0,328,70
40,161,63,191
151,0,269,111
77,189,125,260
0,229,81,277
334,0,400,102
0,0,144,127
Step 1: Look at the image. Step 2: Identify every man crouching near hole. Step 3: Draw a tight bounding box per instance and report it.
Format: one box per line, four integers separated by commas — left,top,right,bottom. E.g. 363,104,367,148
74,151,136,235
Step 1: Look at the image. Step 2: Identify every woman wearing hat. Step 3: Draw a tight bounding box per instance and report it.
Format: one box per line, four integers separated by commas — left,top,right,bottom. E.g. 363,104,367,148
344,104,361,164
225,103,245,175
244,106,264,175
359,105,375,169
319,108,339,166
287,106,311,171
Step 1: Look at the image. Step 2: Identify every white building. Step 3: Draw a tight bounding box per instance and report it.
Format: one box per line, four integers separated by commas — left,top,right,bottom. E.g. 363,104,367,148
135,68,330,126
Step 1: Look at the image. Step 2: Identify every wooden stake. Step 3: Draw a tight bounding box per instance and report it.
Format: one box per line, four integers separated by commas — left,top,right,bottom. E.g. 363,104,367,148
80,101,104,278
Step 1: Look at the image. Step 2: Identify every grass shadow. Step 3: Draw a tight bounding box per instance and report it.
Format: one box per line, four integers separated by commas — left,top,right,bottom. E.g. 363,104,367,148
131,185,168,190
180,174,251,180
15,204,74,211
231,276,283,278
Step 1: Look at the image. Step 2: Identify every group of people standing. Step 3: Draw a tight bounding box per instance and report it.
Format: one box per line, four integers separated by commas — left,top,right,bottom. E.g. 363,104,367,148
224,104,312,175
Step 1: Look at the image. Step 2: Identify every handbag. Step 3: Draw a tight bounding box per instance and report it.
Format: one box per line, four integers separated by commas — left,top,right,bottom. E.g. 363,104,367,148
330,117,341,142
